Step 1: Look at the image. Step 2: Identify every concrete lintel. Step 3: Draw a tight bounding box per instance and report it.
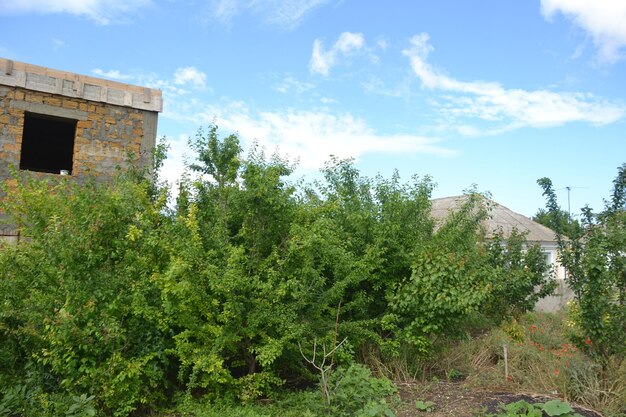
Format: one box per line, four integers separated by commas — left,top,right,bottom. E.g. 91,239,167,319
10,100,89,120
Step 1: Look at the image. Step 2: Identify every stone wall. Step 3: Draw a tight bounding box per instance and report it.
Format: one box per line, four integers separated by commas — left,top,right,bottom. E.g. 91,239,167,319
0,85,158,178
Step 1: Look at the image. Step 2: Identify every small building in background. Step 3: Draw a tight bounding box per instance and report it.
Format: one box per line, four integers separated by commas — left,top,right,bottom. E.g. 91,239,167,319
430,195,572,312
0,58,162,242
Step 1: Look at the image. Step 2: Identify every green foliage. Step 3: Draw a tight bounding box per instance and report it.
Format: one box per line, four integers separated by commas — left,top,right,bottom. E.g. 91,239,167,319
488,400,542,417
542,399,578,416
387,193,553,353
414,399,435,412
388,241,491,355
314,159,436,348
0,123,568,415
326,363,396,417
189,124,241,188
173,389,323,417
483,399,583,417
65,394,96,417
533,208,583,240
0,385,33,417
0,165,174,415
163,131,303,398
538,164,626,360
386,193,487,354
484,229,556,321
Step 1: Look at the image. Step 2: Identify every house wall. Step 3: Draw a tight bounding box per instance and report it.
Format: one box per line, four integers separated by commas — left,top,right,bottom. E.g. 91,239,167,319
535,278,574,312
535,242,573,312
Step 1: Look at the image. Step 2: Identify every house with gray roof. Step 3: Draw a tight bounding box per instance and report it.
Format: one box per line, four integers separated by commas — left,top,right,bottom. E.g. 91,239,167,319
430,195,572,311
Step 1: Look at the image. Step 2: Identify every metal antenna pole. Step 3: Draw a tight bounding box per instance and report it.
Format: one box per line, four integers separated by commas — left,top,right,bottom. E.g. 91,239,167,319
566,186,571,223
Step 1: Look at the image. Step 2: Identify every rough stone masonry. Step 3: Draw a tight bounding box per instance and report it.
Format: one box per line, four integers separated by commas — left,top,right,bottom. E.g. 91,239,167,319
0,58,163,241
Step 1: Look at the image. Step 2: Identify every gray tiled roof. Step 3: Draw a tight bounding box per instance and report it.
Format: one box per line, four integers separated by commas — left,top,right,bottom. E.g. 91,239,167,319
430,195,558,243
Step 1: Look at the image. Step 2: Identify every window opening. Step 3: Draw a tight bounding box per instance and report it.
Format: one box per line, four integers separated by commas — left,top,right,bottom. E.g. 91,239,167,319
19,112,77,174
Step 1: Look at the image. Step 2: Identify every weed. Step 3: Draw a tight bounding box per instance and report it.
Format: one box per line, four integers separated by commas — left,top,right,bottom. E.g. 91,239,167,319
415,399,436,412
65,394,96,417
481,399,584,417
445,368,464,382
327,363,397,416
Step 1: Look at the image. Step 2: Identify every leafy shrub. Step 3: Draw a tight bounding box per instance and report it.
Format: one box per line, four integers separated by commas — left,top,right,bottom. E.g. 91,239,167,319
0,385,32,417
326,363,396,417
484,230,556,321
65,394,96,417
386,193,492,357
0,172,174,416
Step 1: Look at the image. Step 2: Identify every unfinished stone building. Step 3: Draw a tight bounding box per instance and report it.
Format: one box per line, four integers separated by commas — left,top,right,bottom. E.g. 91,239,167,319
0,58,162,241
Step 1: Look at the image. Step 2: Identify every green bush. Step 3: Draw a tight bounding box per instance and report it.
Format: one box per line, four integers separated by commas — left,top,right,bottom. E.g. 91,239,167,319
0,171,174,416
0,125,573,415
326,363,396,417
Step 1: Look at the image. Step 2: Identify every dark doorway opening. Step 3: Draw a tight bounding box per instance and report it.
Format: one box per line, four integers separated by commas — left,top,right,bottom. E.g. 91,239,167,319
19,112,77,174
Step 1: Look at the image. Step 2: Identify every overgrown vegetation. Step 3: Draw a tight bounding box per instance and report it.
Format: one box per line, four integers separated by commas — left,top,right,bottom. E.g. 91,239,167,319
433,311,625,415
0,126,621,416
538,166,626,362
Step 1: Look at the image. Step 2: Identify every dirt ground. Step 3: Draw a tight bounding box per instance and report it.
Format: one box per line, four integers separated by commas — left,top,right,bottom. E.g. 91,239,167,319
393,381,604,417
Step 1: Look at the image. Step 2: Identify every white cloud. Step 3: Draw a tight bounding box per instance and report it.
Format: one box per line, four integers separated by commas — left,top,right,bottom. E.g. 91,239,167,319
207,0,330,30
0,0,151,24
91,68,133,80
173,66,207,89
265,0,329,29
319,97,337,104
402,33,625,131
88,66,209,118
362,76,413,99
180,102,454,169
541,0,626,64
160,133,191,192
310,32,365,76
52,38,66,51
209,0,242,24
376,38,388,51
272,76,315,94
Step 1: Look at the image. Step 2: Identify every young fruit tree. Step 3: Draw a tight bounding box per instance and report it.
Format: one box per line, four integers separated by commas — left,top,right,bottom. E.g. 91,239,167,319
538,163,626,361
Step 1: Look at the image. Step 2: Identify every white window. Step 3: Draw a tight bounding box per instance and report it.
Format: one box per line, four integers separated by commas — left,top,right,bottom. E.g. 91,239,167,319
542,251,552,265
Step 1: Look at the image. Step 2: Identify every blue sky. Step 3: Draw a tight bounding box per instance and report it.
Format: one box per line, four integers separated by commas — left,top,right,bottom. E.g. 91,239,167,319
2,0,625,217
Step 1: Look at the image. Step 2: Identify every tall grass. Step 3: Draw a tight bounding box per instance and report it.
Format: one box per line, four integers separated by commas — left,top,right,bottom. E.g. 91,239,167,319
430,311,626,417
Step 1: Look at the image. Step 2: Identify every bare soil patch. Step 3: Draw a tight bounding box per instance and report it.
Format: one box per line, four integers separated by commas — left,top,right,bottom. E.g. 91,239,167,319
394,381,603,417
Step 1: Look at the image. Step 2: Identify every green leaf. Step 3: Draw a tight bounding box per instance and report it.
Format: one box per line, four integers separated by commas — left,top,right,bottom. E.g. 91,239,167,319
542,400,574,416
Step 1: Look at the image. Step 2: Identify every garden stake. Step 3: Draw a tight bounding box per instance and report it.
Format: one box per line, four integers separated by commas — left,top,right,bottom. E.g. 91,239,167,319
503,344,509,381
